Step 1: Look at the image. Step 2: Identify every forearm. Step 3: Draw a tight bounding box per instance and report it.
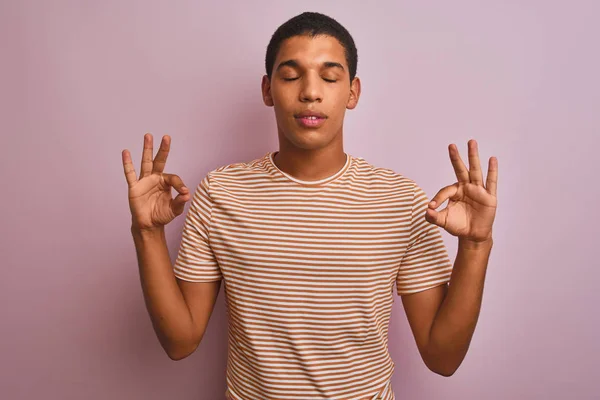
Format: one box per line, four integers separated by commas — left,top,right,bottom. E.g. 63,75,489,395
131,226,197,359
425,237,493,376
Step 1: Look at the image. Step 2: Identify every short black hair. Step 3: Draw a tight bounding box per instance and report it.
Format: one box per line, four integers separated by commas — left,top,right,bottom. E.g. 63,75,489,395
265,12,358,82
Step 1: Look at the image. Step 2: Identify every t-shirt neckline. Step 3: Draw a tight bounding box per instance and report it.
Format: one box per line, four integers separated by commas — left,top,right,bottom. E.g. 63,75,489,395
268,151,352,186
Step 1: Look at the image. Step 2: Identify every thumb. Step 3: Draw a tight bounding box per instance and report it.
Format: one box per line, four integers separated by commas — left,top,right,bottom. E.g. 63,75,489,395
425,207,447,228
162,173,190,217
170,192,190,217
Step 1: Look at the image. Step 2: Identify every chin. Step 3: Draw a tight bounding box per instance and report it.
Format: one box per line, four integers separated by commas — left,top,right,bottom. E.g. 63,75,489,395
283,131,333,151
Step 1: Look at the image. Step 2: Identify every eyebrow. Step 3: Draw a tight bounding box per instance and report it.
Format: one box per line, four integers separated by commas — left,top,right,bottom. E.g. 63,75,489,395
275,59,345,72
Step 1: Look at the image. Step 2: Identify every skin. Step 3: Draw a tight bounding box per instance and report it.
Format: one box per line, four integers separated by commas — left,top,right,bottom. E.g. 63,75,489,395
259,35,499,376
123,135,221,360
122,33,499,380
402,140,497,376
261,34,361,181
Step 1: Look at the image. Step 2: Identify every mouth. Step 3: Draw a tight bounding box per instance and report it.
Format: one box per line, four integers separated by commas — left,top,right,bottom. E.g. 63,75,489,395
294,111,327,128
295,115,327,128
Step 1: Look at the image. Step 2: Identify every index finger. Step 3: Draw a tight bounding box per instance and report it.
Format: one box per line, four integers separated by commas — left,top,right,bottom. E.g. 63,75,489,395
162,173,188,195
122,149,137,188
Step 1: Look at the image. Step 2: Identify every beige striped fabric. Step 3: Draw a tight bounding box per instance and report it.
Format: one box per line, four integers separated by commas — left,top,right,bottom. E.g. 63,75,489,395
174,151,453,400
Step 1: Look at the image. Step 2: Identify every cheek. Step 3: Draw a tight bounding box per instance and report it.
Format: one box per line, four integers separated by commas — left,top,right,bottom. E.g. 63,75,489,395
328,96,348,117
328,88,351,109
272,100,295,125
272,90,294,112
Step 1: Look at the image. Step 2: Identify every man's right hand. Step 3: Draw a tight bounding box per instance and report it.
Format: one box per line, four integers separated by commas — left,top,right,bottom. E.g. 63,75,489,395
122,133,190,231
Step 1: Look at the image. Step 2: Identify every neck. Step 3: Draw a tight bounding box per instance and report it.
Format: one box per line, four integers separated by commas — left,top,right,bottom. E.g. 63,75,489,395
274,140,347,182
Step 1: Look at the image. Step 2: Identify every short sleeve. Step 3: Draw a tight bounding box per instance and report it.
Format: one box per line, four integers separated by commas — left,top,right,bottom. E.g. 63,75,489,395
396,182,453,295
173,174,222,282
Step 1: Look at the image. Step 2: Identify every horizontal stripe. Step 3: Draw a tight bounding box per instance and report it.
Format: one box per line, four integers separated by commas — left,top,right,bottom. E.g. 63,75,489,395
174,152,452,399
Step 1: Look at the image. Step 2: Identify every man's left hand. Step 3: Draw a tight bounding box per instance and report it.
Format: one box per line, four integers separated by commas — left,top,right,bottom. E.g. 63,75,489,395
426,139,498,244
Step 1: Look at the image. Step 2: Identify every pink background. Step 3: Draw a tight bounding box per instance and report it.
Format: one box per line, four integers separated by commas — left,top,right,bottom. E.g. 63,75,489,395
2,0,598,399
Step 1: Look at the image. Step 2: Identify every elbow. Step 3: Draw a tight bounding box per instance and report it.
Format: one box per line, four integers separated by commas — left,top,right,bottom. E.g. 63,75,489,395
431,365,458,377
166,347,193,361
425,360,458,377
161,336,202,361
165,342,198,361
423,352,461,377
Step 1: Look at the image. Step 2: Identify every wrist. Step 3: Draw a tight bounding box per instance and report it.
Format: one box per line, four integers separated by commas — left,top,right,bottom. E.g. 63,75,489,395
131,224,165,240
458,236,493,251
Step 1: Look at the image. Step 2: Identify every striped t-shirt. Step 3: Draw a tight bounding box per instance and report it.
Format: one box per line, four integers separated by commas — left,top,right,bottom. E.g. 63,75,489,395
174,151,453,400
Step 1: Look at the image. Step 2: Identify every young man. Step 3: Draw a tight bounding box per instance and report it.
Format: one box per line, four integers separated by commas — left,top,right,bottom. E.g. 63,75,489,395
122,12,497,400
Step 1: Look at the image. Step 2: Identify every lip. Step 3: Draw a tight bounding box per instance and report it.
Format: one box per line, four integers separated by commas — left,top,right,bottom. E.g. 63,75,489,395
294,110,327,129
295,110,327,118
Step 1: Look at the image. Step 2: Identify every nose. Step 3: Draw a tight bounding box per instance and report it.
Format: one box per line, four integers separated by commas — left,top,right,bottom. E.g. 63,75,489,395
299,73,323,103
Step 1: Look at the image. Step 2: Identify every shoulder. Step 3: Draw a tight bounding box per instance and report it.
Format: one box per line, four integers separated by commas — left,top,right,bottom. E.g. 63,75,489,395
350,155,419,195
204,152,272,186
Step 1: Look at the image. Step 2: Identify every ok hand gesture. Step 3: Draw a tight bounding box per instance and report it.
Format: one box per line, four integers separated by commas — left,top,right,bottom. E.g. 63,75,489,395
122,134,190,231
426,140,498,244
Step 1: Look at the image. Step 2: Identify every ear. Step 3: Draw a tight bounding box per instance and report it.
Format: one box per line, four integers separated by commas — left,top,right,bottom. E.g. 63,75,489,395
261,75,274,107
346,76,361,110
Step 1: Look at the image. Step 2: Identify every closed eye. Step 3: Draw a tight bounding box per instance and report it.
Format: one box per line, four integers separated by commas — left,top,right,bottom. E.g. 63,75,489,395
282,77,337,83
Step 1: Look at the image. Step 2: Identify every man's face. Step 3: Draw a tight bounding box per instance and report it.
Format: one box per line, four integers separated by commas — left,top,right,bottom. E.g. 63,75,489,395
262,35,361,151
